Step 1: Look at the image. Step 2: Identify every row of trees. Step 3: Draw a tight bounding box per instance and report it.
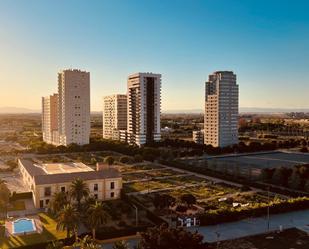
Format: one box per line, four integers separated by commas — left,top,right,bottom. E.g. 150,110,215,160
153,193,197,212
49,178,109,240
0,179,10,218
260,164,309,192
28,137,306,167
47,224,206,249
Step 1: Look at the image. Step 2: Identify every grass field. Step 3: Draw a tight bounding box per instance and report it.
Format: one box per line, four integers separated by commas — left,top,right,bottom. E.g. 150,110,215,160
0,213,66,249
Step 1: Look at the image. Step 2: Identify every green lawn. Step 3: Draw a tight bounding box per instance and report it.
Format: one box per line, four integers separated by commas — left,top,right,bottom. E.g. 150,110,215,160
0,213,66,249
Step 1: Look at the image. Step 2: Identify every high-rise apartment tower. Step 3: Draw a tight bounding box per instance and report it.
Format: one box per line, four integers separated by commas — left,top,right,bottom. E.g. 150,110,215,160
204,71,238,147
127,73,161,146
42,93,59,145
42,69,90,146
58,69,90,146
103,94,127,140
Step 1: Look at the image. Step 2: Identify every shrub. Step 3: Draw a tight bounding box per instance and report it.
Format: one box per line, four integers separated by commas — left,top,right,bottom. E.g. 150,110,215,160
104,156,115,165
119,156,131,164
134,154,143,163
175,205,188,213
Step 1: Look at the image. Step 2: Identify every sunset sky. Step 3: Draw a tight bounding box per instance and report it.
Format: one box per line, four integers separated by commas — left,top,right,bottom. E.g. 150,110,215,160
1,0,309,111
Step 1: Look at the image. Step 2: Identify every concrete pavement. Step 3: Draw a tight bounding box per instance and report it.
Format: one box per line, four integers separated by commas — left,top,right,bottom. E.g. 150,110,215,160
190,209,309,243
101,209,309,248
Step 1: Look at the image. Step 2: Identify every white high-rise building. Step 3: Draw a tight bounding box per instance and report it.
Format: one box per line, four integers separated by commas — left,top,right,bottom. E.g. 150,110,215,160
42,93,59,145
42,69,90,146
127,73,161,146
103,94,127,140
192,130,204,145
58,69,90,146
204,71,239,147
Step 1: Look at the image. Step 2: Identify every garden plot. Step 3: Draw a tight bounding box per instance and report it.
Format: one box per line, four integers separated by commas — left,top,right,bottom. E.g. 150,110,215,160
123,173,212,193
167,183,240,201
117,163,164,174
198,191,284,212
65,153,104,165
123,168,183,182
124,179,178,193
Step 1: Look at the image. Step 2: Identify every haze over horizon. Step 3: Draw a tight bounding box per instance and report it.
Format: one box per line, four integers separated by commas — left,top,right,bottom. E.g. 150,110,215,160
1,0,309,111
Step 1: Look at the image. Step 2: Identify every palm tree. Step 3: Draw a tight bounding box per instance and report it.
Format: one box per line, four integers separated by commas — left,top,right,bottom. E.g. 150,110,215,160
113,240,130,249
82,196,96,214
46,240,64,249
74,235,101,249
69,178,89,210
49,191,68,214
0,182,10,219
87,201,109,240
56,204,79,239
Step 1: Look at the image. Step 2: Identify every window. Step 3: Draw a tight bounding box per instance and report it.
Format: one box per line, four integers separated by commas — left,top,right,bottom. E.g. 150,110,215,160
40,200,44,208
94,183,98,191
44,187,51,197
45,199,50,205
110,182,115,189
61,186,66,192
110,192,114,198
94,194,98,199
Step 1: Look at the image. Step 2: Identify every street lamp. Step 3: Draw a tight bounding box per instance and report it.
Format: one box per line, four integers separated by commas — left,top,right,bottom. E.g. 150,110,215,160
267,186,270,231
131,203,138,227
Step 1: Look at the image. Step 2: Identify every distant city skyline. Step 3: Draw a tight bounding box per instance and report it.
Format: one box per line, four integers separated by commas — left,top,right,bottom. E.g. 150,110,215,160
1,0,309,111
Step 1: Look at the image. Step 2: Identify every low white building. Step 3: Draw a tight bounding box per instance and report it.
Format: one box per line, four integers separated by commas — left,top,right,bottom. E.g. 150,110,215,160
18,159,122,208
192,130,204,144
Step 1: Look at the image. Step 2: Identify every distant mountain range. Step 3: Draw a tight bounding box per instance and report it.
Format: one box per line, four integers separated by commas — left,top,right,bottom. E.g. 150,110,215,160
163,107,309,114
1,106,309,114
0,107,39,114
240,107,309,114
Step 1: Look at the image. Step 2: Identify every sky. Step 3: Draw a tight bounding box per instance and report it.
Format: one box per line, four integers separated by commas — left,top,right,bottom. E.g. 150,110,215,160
0,0,309,112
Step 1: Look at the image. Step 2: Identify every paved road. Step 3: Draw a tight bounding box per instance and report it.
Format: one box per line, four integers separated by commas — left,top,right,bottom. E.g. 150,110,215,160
190,209,309,243
101,209,309,248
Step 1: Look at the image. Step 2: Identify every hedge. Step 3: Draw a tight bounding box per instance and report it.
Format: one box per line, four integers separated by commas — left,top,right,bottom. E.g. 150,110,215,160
160,159,309,198
199,197,309,225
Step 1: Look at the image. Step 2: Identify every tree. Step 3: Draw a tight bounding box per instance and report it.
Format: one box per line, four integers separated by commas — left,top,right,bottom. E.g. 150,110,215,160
82,196,97,213
288,170,302,190
56,204,79,239
0,182,10,218
138,224,204,249
153,194,175,210
104,156,115,165
46,240,64,249
300,147,308,153
260,168,275,182
134,154,143,163
69,178,89,211
49,191,69,214
87,201,109,240
113,240,130,249
119,156,130,164
74,235,101,249
180,194,196,207
304,180,309,192
272,167,292,186
238,118,248,131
